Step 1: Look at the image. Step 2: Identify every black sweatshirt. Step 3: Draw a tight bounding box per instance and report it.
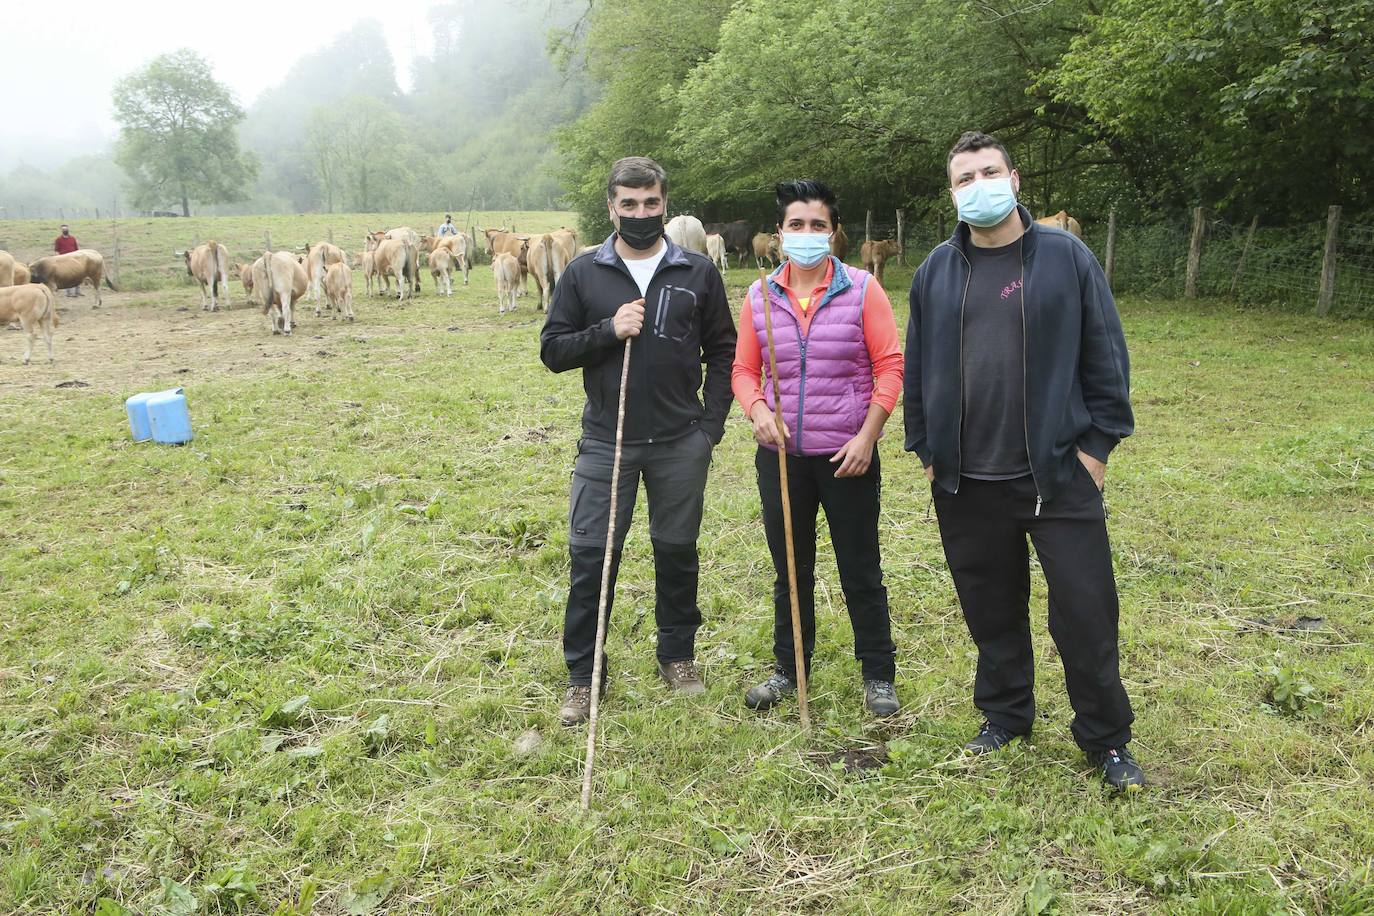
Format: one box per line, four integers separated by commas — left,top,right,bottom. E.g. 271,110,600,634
904,206,1133,506
540,235,738,445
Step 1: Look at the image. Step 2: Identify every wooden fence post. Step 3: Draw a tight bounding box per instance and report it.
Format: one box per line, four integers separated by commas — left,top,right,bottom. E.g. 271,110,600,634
896,209,906,265
1185,206,1205,298
112,220,121,288
1229,214,1259,297
864,209,873,243
1104,210,1118,292
1316,205,1341,317
265,230,272,252
327,226,334,244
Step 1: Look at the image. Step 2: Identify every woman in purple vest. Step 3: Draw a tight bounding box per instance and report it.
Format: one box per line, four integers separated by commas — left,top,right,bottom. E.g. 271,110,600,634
731,180,906,717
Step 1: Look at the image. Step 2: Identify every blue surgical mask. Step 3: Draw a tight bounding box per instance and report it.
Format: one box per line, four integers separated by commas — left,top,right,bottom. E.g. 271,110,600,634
954,177,1017,228
780,232,831,268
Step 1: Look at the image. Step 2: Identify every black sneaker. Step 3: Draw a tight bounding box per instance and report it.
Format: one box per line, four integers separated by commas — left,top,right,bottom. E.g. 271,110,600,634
863,679,900,717
1087,745,1146,792
963,720,1022,755
745,671,796,710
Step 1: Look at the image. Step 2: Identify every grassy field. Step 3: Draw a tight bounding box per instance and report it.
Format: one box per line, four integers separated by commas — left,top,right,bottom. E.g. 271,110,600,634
1,217,1372,914
0,211,570,292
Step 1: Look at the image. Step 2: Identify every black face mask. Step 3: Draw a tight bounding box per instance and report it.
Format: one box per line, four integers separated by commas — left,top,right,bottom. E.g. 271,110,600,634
617,214,664,250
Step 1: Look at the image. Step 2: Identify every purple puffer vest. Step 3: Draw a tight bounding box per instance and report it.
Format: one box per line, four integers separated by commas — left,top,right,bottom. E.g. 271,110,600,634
749,258,874,456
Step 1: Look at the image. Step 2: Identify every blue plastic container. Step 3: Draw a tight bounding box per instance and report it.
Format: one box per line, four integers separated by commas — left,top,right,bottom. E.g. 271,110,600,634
125,391,157,441
146,388,193,444
126,387,192,444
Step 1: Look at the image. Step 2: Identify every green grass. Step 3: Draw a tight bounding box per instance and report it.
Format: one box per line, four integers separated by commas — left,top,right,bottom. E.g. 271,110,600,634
1,226,1372,913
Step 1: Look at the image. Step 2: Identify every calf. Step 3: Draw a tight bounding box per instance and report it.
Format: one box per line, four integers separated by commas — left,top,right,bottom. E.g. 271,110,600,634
181,241,230,312
323,261,355,321
860,238,901,284
304,241,346,305
707,234,728,272
429,246,456,296
236,262,255,302
422,233,473,286
0,283,58,364
492,252,520,315
0,250,14,286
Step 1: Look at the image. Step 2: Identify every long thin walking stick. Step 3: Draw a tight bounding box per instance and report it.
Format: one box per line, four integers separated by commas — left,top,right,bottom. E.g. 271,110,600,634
759,268,811,730
581,335,633,811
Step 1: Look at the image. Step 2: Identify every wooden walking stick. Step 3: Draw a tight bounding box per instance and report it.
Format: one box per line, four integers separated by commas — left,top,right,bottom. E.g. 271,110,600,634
581,334,633,811
759,267,811,730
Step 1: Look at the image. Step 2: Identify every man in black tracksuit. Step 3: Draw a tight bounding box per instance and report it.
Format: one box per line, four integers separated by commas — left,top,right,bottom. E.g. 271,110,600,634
904,131,1145,790
540,157,737,725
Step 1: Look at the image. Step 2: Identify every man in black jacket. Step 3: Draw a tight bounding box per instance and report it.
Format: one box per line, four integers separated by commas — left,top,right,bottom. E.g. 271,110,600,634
540,157,737,725
904,131,1144,790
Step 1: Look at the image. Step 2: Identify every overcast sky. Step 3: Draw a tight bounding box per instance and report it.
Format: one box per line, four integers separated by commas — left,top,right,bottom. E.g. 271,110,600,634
1,0,442,169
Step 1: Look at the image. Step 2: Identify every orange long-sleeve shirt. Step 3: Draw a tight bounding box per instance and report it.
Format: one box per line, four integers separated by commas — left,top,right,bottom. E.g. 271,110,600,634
732,260,904,418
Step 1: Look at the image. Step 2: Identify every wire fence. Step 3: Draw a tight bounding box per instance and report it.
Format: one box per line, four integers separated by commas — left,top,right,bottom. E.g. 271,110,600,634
851,207,1374,318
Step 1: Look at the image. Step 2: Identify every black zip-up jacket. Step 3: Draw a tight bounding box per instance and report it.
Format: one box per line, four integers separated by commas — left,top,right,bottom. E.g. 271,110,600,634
903,206,1133,506
540,234,737,445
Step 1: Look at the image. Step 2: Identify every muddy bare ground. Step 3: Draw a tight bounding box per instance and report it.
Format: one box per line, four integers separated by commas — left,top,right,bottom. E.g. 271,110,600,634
0,287,425,398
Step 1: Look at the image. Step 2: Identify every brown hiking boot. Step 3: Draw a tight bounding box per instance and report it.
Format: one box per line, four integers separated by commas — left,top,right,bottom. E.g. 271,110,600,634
657,659,706,695
558,680,606,726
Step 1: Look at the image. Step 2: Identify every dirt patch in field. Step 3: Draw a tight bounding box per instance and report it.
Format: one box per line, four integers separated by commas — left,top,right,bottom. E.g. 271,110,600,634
0,288,415,397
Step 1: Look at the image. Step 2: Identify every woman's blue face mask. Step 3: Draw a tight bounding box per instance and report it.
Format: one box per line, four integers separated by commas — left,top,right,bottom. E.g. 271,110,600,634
780,231,831,268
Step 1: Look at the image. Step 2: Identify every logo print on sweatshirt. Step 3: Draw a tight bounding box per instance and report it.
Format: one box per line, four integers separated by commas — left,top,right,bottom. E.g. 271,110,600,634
1000,278,1023,300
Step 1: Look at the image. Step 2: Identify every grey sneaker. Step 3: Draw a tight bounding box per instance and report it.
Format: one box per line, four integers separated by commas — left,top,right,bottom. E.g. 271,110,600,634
557,679,607,726
863,679,900,717
745,671,796,710
658,659,706,695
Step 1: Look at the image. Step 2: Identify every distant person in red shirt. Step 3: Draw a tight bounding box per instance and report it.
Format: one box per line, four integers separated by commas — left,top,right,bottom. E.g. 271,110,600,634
54,225,81,296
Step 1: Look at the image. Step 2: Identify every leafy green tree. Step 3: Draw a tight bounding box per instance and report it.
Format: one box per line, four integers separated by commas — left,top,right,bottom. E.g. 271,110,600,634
113,49,258,216
1046,0,1374,219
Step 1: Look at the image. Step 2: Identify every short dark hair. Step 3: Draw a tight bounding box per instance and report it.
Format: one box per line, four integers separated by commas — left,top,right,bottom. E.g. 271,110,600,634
775,179,840,228
947,131,1014,177
607,156,668,200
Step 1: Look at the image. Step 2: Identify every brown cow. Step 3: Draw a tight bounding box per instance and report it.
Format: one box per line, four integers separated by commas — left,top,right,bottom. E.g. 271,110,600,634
28,250,115,307
492,252,520,315
304,241,346,307
1035,210,1084,239
382,227,422,294
0,283,58,364
751,232,780,270
370,237,411,301
526,234,557,312
830,224,850,261
252,251,309,335
12,262,29,286
181,241,230,312
666,215,707,255
860,238,901,284
550,227,578,281
421,233,473,287
0,250,14,286
323,261,355,321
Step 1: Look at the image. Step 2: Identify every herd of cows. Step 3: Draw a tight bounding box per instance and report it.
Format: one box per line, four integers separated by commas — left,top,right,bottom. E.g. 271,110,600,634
0,209,1085,365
